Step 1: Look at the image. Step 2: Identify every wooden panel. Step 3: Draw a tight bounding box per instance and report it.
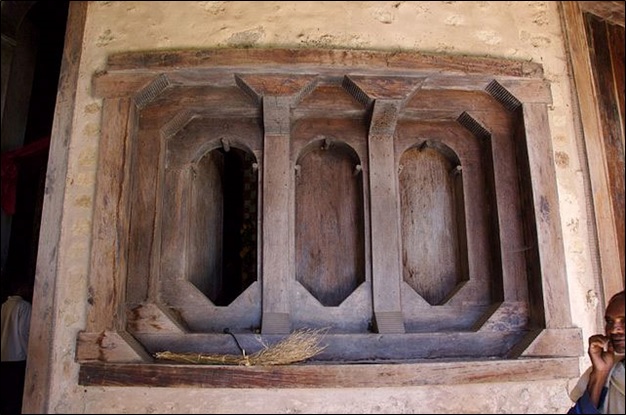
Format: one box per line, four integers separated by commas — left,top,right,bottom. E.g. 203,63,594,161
586,13,625,282
136,114,265,332
560,2,624,303
79,357,580,388
159,167,190,289
608,24,625,150
482,113,530,304
86,98,133,332
295,144,365,307
399,146,464,305
159,143,262,331
188,151,223,301
396,120,494,307
290,117,371,332
126,129,159,304
396,95,532,312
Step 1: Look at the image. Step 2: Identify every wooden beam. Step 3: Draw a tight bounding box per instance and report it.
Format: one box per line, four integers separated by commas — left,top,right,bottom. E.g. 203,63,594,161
79,357,580,388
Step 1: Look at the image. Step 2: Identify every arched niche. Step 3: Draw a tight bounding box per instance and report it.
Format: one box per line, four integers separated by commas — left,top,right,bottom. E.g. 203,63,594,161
187,145,259,306
399,141,468,305
295,139,365,307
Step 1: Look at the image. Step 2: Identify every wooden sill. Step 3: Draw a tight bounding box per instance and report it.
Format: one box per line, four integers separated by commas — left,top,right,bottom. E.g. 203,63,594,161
79,357,580,388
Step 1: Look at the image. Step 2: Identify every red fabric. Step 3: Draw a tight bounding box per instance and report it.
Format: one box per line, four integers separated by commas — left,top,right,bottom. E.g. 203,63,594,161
1,137,50,215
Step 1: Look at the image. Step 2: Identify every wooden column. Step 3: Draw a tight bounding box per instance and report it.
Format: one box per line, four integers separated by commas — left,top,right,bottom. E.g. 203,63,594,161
85,97,133,332
75,72,174,363
261,95,293,333
522,103,572,329
368,99,405,333
23,3,87,413
235,74,318,334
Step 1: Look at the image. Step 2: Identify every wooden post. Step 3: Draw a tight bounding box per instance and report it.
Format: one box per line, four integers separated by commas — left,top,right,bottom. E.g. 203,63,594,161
261,95,293,333
368,100,405,333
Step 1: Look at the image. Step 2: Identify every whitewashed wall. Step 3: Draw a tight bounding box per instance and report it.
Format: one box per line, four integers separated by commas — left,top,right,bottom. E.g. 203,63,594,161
50,1,598,413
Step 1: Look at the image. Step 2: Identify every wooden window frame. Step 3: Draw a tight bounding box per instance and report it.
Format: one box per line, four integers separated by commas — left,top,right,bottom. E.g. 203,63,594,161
560,2,625,306
76,48,582,387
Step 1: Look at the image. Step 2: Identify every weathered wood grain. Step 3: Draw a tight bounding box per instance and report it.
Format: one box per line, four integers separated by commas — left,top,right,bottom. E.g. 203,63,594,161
78,357,580,388
83,48,582,371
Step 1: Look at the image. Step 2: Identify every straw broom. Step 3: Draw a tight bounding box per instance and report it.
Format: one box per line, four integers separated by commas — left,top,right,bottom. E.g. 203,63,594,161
154,328,328,366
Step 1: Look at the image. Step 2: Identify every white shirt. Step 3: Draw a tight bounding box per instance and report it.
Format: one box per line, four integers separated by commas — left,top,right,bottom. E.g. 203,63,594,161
1,295,32,361
570,359,626,414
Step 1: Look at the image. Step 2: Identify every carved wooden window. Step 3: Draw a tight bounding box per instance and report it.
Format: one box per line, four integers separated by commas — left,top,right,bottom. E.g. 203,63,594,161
77,49,582,387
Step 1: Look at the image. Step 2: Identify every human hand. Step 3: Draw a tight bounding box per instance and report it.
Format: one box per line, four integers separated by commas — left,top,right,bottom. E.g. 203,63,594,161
587,334,616,373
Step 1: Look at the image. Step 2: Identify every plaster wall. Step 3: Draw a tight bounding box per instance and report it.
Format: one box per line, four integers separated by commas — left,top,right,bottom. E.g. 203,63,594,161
49,1,598,413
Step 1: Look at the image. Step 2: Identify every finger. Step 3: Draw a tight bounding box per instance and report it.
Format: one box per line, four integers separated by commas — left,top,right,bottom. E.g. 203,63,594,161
588,335,609,352
606,339,614,354
589,335,609,346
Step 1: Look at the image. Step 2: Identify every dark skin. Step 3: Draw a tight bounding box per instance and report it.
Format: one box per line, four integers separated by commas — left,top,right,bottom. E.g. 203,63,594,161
586,290,625,408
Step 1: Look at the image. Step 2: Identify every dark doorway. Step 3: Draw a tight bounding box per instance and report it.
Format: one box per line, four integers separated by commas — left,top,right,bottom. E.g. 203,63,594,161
1,1,69,298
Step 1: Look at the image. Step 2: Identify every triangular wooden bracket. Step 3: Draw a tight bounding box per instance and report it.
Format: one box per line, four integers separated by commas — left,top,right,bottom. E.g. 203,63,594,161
235,73,319,104
126,303,188,334
76,330,153,363
343,75,425,107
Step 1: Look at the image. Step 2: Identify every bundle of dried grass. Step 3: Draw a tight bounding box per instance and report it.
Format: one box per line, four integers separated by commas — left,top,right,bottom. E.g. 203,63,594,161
154,328,328,366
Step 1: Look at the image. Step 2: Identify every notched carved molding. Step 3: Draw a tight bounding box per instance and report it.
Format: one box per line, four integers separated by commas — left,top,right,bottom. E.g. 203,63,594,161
343,76,373,108
485,80,523,112
161,109,196,138
492,78,552,105
261,312,291,334
135,74,172,109
457,111,491,141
